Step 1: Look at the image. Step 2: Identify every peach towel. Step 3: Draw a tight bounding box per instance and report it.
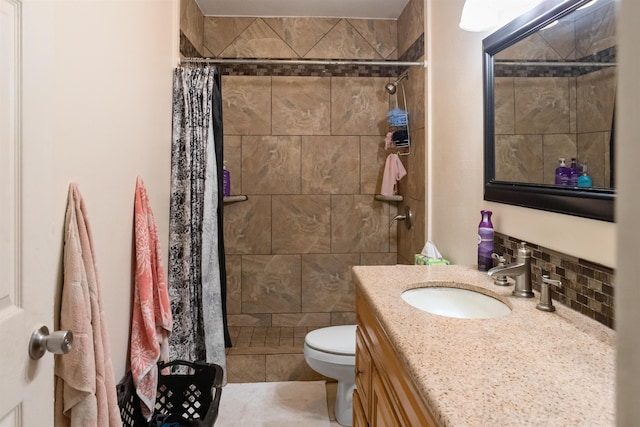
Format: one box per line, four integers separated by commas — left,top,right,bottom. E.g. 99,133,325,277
131,177,173,420
380,153,407,196
55,183,122,427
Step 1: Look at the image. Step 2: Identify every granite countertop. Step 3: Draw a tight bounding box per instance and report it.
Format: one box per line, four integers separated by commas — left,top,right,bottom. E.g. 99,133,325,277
352,265,615,427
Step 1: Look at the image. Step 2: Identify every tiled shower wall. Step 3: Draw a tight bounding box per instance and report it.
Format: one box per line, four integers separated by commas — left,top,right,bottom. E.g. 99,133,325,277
180,0,426,381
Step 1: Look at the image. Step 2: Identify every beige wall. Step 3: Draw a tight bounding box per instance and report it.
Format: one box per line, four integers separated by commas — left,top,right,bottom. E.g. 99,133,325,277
427,0,615,268
616,0,640,422
23,0,178,380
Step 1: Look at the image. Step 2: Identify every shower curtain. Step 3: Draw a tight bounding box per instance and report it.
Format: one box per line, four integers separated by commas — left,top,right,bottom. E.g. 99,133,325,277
168,65,230,382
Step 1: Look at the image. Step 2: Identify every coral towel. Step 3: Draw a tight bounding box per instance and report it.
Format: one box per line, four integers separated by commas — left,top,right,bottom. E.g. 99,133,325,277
131,177,173,420
380,153,407,196
55,183,122,427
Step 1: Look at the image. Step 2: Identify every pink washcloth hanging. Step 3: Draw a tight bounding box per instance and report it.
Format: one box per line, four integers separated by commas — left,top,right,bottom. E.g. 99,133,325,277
131,177,173,420
380,153,407,196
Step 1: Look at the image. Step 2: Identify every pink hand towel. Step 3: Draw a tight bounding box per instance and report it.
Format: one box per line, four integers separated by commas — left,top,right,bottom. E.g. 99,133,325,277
131,177,173,420
380,153,407,196
55,183,122,427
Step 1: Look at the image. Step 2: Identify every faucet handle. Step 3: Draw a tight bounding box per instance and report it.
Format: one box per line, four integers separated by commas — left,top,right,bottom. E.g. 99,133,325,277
491,252,506,266
490,253,509,286
537,275,562,312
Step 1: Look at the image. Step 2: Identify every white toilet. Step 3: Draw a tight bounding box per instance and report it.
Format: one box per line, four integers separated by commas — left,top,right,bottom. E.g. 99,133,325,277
304,325,357,427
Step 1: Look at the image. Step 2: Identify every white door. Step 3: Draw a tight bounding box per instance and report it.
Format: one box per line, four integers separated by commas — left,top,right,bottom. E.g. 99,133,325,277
0,0,54,425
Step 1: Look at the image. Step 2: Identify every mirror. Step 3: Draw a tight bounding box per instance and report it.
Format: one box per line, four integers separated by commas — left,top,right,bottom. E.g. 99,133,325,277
483,0,616,222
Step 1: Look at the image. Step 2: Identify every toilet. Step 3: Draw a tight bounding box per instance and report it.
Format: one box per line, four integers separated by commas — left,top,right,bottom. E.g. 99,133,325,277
304,325,357,427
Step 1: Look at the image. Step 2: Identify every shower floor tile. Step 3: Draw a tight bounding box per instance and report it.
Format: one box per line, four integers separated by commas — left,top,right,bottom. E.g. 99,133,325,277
227,326,318,355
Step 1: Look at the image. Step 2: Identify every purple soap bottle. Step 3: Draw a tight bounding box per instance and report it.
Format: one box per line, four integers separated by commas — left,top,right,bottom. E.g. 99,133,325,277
478,210,494,271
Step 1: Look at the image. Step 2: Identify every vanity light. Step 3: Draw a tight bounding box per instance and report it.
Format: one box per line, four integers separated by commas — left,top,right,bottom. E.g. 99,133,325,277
459,0,544,32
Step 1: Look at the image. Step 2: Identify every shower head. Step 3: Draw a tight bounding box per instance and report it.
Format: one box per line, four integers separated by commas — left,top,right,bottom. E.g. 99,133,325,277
385,72,409,94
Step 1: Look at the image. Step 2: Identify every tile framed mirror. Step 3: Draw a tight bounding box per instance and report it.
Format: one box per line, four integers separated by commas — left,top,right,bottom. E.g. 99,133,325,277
483,0,616,222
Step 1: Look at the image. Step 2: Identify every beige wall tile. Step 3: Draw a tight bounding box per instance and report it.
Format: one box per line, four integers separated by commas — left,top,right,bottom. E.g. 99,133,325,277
203,17,254,57
331,312,357,325
180,0,204,55
305,20,383,60
514,77,571,134
402,127,425,201
578,132,608,188
495,134,544,183
242,136,301,194
301,254,359,312
226,255,242,314
221,18,298,58
397,0,424,56
404,62,426,130
495,77,515,135
272,195,331,254
227,355,266,382
347,19,398,59
576,68,616,134
272,77,331,135
224,135,242,195
397,196,426,263
497,32,563,61
263,18,339,57
301,136,360,194
331,196,389,253
575,2,616,56
331,77,389,136
271,313,331,327
266,354,324,382
538,20,577,59
242,255,301,313
222,76,271,135
224,196,271,254
361,253,397,265
360,136,388,195
227,314,272,327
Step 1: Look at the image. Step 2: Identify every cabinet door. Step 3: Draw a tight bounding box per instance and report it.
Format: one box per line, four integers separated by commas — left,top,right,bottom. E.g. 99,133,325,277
371,368,402,427
355,328,372,419
353,389,368,427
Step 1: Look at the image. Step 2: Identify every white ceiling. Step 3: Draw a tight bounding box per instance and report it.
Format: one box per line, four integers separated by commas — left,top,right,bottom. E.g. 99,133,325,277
195,0,412,19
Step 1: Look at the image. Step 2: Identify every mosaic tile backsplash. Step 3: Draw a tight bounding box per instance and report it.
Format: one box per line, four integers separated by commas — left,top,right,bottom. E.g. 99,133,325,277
494,232,614,328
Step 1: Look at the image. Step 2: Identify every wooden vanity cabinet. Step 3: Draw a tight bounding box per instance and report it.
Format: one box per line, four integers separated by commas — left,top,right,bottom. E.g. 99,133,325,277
354,289,438,427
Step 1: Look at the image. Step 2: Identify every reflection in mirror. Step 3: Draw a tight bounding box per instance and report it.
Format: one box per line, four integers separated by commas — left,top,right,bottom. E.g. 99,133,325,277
494,0,616,189
483,0,616,222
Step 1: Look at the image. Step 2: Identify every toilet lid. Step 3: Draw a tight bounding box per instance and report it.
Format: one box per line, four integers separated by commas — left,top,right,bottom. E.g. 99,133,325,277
305,325,356,356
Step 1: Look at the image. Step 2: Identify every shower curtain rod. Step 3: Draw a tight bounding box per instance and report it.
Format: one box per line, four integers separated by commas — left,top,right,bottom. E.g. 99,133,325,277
180,57,426,67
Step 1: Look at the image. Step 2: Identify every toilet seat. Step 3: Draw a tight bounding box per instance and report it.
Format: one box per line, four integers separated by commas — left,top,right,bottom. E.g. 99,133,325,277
304,325,356,356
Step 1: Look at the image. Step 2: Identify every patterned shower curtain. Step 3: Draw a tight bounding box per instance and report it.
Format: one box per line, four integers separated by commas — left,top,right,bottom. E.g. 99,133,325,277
168,65,230,382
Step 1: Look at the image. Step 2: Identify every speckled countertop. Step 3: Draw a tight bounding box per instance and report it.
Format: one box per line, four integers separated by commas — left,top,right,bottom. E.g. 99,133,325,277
352,265,615,427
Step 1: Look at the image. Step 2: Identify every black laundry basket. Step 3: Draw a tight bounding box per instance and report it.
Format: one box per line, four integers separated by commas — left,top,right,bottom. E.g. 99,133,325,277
117,360,223,427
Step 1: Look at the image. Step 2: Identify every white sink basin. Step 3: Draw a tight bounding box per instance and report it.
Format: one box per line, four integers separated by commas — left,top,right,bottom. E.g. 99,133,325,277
401,287,511,319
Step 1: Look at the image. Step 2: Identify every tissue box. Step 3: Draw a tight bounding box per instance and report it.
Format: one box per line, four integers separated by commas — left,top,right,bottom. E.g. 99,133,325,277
415,254,450,265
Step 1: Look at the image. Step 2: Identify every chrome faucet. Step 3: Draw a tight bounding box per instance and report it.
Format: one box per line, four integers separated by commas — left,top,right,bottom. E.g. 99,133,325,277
487,242,534,298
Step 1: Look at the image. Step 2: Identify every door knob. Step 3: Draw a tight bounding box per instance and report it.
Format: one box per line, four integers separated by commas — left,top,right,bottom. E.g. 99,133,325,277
28,325,73,360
